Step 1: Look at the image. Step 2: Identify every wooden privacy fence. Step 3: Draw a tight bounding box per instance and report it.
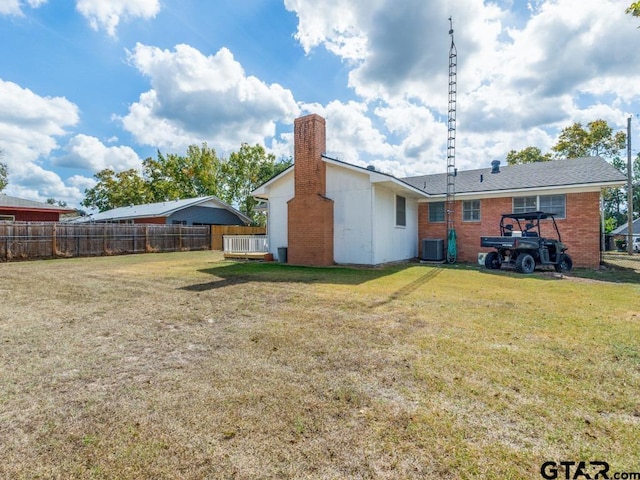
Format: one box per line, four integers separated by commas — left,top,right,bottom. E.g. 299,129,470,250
0,222,211,261
211,225,266,251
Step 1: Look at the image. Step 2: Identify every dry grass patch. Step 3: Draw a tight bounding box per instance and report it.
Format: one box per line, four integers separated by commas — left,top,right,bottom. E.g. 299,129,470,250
1,252,639,479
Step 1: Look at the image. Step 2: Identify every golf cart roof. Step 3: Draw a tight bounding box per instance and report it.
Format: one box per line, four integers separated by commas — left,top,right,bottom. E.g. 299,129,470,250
501,211,557,221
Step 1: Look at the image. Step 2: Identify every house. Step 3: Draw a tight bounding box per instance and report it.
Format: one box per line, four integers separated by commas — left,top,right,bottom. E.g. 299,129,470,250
73,196,251,226
610,218,639,251
252,114,626,268
0,193,75,222
611,218,639,237
405,157,626,267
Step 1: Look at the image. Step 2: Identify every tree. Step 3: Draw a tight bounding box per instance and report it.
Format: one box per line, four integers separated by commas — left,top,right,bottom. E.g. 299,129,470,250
608,154,640,222
46,198,68,207
551,120,626,159
143,143,223,201
0,148,7,192
82,169,152,212
221,144,291,225
0,162,7,192
506,146,552,165
627,1,640,17
81,143,291,222
551,120,629,229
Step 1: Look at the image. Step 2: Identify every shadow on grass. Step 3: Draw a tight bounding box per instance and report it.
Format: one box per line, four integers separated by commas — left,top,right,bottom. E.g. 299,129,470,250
181,255,640,294
180,261,408,291
369,268,443,308
477,261,640,285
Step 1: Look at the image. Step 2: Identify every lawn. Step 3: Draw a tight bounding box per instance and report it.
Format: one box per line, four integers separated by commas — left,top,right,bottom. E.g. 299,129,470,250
0,251,639,479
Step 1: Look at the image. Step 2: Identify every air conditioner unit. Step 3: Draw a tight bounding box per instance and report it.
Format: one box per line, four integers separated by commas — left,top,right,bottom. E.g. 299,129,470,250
421,238,444,261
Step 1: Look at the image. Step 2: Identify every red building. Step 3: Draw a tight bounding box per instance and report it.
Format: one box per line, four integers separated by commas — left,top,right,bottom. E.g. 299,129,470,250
0,194,75,222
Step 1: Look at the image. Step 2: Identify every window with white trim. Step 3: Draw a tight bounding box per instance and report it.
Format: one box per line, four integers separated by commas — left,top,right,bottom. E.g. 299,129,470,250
462,200,481,221
539,195,566,218
0,214,14,222
396,195,406,227
513,194,566,218
429,202,445,223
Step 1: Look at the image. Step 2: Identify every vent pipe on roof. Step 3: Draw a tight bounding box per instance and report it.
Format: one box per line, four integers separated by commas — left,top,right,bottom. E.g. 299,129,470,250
366,165,376,171
491,160,500,174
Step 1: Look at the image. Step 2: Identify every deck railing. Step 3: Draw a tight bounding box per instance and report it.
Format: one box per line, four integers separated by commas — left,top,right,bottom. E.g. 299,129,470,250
223,235,268,254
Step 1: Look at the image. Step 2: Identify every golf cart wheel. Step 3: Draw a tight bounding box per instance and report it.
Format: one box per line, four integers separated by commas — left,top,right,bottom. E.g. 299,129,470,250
554,253,573,273
484,251,501,270
515,253,535,274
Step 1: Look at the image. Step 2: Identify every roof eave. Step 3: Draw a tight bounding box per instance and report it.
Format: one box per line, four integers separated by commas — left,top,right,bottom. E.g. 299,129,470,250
418,180,627,201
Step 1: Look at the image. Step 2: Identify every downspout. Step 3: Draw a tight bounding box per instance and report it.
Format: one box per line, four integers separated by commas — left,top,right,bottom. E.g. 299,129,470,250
371,184,376,265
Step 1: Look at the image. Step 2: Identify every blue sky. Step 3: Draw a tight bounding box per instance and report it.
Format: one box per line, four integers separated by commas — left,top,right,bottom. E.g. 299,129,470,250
0,0,639,207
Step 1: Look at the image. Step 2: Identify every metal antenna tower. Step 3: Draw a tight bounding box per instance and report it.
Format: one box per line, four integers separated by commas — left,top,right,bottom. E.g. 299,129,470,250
446,16,457,263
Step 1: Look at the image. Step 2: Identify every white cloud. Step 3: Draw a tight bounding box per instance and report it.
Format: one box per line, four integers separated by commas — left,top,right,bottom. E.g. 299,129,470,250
67,174,96,191
0,79,83,204
56,134,142,172
75,0,160,37
120,43,300,152
283,0,376,60
300,100,393,164
287,0,639,171
0,79,78,161
5,163,85,206
0,0,45,15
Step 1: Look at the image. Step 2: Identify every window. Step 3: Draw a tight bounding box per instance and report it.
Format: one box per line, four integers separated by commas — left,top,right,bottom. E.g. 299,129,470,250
396,195,406,227
513,196,537,214
429,202,445,223
462,200,481,221
513,195,566,218
539,194,566,218
0,215,14,222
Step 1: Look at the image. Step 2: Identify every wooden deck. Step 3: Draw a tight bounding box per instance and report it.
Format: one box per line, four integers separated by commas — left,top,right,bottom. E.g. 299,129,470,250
223,251,272,260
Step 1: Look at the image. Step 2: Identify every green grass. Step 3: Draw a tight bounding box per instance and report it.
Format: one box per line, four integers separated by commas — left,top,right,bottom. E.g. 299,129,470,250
0,251,639,479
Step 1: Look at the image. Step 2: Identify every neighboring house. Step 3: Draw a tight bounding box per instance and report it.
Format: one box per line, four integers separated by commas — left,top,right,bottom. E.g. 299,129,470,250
0,193,75,222
72,196,251,226
610,218,639,237
252,114,626,268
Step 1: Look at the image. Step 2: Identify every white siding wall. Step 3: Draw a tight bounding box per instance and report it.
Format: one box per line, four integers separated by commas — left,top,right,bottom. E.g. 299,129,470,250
372,185,419,264
265,172,294,256
263,164,420,265
326,165,375,264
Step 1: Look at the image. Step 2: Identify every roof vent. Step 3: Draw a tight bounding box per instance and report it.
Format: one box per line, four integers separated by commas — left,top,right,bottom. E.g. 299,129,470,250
491,160,500,174
366,165,376,171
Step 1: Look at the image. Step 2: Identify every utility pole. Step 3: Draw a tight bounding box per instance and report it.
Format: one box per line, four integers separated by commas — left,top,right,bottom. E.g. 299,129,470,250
627,116,634,255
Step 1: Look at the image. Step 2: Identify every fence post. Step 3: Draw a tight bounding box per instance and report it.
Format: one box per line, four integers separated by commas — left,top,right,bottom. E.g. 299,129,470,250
52,223,57,257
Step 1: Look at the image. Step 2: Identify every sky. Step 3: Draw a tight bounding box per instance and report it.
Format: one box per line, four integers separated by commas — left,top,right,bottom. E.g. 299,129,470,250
0,0,639,208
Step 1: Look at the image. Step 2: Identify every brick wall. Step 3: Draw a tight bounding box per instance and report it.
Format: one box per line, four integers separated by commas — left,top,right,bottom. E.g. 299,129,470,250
418,192,602,268
287,114,334,266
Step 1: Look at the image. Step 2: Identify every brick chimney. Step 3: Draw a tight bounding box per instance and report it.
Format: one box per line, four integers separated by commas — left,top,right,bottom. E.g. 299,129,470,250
287,114,334,266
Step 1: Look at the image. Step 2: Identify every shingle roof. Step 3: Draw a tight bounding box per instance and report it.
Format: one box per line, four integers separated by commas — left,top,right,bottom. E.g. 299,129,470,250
0,193,75,212
611,218,640,236
402,157,626,195
78,196,251,224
